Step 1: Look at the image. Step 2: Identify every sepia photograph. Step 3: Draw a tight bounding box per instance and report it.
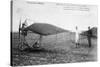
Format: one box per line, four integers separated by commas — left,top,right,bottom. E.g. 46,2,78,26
11,0,98,66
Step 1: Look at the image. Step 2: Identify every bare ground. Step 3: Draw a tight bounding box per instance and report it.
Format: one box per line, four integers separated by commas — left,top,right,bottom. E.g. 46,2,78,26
11,32,97,66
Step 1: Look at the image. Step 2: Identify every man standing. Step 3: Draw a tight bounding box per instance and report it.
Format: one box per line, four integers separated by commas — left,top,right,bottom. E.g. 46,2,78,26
21,19,28,36
87,26,92,47
75,26,79,47
19,19,28,50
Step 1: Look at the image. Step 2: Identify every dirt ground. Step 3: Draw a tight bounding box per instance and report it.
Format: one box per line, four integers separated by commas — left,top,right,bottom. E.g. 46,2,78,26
11,32,97,66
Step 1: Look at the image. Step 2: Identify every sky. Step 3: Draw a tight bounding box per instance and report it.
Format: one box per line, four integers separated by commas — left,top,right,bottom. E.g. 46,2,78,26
12,0,98,32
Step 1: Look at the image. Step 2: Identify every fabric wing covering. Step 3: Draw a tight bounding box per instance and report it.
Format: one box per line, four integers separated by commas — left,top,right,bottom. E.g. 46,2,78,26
24,23,67,35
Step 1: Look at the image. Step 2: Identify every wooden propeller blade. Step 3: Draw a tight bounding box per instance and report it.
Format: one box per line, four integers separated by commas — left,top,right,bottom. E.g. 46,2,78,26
19,20,21,40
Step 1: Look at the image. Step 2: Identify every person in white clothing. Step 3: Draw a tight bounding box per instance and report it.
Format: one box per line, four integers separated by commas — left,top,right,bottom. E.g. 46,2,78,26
75,26,79,47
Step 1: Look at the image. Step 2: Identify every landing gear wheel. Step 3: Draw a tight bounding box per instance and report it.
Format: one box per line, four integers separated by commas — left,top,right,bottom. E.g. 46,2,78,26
32,42,41,49
18,42,28,51
33,44,40,48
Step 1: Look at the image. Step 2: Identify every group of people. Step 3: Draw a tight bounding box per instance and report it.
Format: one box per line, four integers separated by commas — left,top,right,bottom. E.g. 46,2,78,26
75,26,92,48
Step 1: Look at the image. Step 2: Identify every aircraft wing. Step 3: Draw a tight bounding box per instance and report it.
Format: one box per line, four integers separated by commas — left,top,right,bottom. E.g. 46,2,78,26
23,23,68,35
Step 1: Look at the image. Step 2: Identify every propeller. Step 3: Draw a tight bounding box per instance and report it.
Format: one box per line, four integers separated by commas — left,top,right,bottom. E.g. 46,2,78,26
18,19,24,50
19,18,28,40
19,19,22,40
